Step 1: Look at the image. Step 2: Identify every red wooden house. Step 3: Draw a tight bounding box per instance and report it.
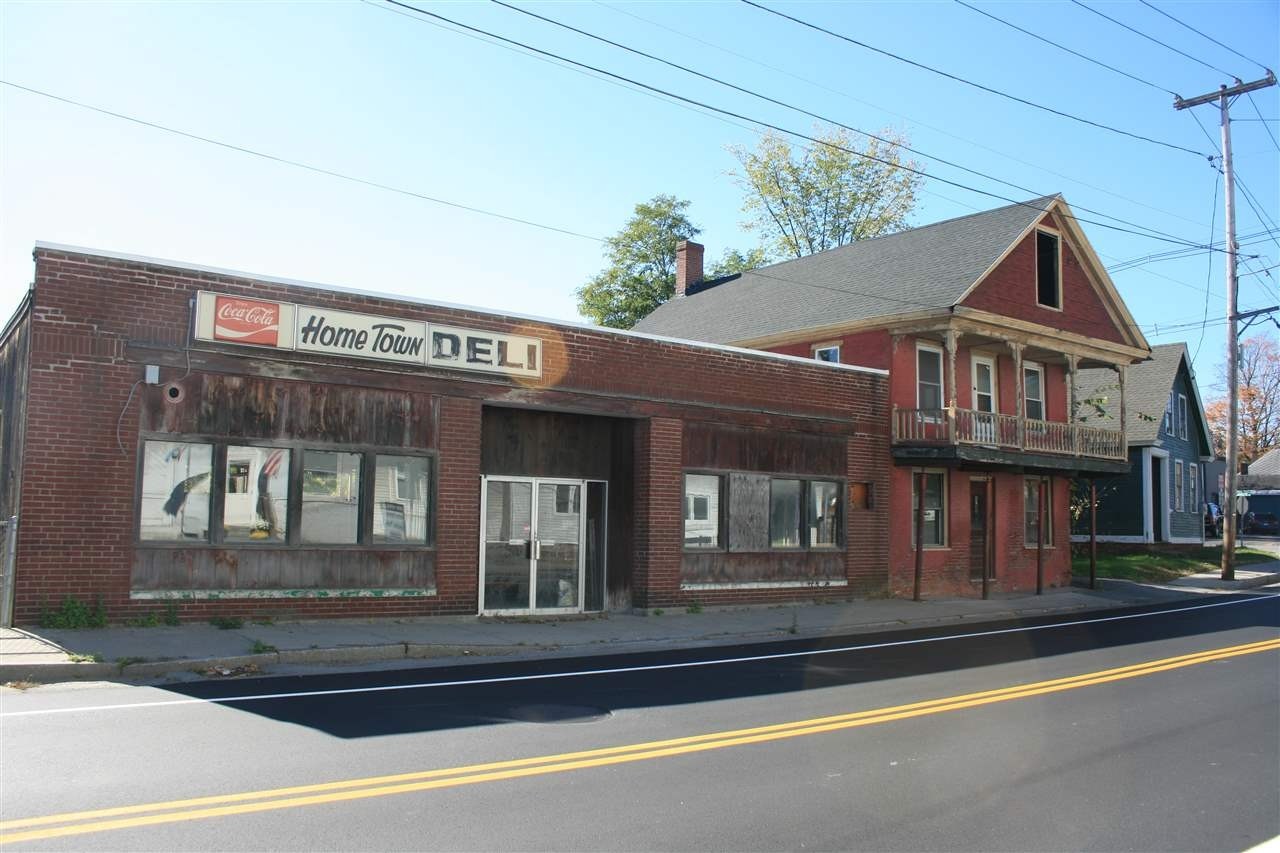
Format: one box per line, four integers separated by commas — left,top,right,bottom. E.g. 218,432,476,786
636,195,1150,596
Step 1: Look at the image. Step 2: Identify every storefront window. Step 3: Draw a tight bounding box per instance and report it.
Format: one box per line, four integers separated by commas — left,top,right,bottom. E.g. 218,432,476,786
912,471,945,547
684,473,721,549
302,451,362,544
770,479,802,548
223,446,290,543
809,480,841,548
373,455,431,544
139,441,213,542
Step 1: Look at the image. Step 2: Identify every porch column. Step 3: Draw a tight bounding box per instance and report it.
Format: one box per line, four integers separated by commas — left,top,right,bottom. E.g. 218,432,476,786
1117,363,1128,442
1011,342,1025,449
1065,354,1079,454
945,330,959,442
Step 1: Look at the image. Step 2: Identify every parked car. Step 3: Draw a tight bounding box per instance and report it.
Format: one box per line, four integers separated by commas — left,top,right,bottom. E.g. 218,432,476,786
1204,503,1224,538
1243,511,1279,535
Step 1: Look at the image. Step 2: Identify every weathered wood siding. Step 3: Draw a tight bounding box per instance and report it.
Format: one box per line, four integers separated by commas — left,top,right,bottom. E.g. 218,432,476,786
0,296,31,521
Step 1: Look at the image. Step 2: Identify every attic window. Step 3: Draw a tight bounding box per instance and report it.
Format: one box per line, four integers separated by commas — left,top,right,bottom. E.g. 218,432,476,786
1036,230,1061,309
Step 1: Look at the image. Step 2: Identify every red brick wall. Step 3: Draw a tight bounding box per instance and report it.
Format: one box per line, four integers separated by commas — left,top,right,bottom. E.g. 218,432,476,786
887,469,1071,597
13,249,889,622
961,216,1127,345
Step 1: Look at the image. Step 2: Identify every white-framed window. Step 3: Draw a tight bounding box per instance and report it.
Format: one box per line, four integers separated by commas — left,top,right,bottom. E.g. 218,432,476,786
814,344,840,363
911,469,947,548
683,473,722,549
1178,394,1188,439
917,343,944,411
554,483,579,514
971,355,997,414
1190,463,1198,514
1174,460,1184,511
1023,362,1045,421
1024,476,1053,546
1165,393,1173,434
1036,229,1062,310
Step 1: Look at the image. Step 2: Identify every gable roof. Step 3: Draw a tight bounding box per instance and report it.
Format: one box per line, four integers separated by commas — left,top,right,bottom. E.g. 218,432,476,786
633,195,1146,354
1247,448,1280,476
1075,342,1212,451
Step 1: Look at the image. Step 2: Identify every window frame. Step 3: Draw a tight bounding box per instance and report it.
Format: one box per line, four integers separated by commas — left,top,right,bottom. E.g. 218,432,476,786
1023,476,1054,548
1178,393,1188,440
1035,228,1063,311
1174,460,1184,512
1023,361,1046,422
911,468,948,549
134,433,436,551
1182,461,1192,514
682,471,726,552
813,342,841,364
1165,393,1173,434
916,342,945,413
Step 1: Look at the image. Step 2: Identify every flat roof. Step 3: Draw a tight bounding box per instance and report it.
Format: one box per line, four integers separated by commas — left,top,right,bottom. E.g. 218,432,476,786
33,241,888,378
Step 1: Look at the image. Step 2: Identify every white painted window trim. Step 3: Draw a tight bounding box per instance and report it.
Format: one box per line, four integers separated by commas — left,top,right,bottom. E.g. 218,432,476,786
912,467,948,549
1178,393,1188,440
812,341,841,364
1165,393,1173,434
1034,227,1064,312
1174,460,1184,512
1190,463,1198,515
916,342,945,412
1023,361,1046,421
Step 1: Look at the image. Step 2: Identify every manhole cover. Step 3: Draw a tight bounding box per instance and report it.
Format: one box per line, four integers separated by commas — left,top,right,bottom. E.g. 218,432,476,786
506,704,612,724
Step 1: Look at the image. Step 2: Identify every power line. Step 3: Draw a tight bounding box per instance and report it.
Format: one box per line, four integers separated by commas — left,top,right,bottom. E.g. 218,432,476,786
1248,94,1280,151
591,0,1212,231
1107,229,1273,272
1193,170,1221,362
1137,0,1274,75
1071,0,1237,79
953,0,1175,95
740,0,1210,158
383,0,1225,252
490,0,1200,246
0,80,604,243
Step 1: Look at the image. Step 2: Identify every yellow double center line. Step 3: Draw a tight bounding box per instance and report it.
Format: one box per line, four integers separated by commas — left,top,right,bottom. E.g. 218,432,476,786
3,637,1277,845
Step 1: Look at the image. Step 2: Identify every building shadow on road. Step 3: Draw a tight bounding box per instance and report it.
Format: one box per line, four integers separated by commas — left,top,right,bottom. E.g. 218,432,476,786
153,597,1279,739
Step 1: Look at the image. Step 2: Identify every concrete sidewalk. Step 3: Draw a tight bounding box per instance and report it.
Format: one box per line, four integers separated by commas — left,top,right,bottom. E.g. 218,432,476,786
2,575,1275,686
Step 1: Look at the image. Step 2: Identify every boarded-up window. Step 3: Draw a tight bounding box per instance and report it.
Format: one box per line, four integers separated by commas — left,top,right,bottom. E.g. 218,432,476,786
728,472,770,552
849,482,872,510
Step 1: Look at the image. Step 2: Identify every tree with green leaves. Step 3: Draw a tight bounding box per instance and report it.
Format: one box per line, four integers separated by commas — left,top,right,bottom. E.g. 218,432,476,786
576,195,699,329
707,247,769,279
730,127,923,260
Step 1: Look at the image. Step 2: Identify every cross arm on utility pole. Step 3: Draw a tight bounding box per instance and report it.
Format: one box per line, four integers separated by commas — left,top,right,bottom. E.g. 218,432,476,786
1174,71,1276,109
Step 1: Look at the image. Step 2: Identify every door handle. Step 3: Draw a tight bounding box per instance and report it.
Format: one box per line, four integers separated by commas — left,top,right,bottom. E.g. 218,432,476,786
534,540,541,560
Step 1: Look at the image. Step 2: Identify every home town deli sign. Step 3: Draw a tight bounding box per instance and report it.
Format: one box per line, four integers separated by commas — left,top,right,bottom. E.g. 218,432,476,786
194,292,542,378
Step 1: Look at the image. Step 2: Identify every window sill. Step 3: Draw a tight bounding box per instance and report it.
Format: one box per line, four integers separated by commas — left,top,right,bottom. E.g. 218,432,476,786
911,545,950,551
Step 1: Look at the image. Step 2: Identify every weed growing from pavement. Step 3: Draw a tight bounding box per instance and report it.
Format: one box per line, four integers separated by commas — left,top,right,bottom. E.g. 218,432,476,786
686,602,703,614
250,640,278,654
209,616,244,630
125,611,162,628
39,596,107,629
115,656,147,671
653,608,664,616
68,652,103,663
163,602,180,626
4,680,39,691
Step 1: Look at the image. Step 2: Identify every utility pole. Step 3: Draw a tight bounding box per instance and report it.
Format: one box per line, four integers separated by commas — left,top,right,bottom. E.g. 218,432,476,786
1175,71,1276,581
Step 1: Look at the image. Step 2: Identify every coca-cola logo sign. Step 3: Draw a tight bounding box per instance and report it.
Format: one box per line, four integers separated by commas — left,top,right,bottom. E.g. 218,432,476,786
213,296,280,345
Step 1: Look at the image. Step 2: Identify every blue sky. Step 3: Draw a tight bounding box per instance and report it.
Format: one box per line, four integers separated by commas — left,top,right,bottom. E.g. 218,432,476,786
2,0,1276,391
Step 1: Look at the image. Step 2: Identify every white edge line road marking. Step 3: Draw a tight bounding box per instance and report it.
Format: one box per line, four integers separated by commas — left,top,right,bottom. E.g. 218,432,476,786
3,594,1276,719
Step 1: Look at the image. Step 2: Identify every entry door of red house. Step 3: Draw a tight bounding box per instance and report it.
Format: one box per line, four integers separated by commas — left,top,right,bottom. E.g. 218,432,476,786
970,479,993,581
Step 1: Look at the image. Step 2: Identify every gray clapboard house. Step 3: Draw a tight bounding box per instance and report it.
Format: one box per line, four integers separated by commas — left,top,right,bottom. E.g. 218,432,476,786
1072,343,1213,544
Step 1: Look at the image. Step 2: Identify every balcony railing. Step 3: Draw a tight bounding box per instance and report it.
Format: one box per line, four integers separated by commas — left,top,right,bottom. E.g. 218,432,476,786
893,407,1126,461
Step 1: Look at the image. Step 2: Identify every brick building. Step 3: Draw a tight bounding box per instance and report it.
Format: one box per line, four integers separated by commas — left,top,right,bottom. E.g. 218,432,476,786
637,195,1150,597
0,245,889,624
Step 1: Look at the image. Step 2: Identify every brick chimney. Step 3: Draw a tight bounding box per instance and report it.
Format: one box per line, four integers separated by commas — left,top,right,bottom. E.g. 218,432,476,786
675,240,704,298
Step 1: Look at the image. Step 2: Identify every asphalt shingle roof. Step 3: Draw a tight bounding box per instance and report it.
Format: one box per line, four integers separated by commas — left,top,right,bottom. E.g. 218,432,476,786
633,195,1059,344
1075,343,1199,446
1247,448,1280,476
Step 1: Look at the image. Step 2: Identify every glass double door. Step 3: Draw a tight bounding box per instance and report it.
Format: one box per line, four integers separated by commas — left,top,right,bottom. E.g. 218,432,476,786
481,477,588,614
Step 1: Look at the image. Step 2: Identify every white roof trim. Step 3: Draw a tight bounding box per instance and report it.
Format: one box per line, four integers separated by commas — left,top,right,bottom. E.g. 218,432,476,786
33,242,889,377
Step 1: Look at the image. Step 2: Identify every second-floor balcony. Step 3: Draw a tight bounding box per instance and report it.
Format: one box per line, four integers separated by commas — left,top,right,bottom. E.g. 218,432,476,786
893,407,1126,462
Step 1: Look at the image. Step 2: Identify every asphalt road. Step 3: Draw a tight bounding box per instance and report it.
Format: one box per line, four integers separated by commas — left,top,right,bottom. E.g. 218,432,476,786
2,594,1277,852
